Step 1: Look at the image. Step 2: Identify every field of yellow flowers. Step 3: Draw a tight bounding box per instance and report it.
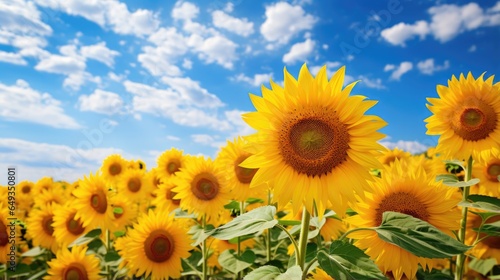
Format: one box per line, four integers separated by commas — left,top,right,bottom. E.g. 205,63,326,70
1,64,499,280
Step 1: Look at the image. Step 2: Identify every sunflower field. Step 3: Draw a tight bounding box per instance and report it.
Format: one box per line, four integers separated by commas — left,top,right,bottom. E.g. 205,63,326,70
1,64,500,280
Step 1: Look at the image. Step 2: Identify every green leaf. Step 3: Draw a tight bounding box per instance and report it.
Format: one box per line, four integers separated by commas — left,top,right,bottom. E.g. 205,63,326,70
68,228,102,247
317,240,386,280
244,266,281,280
218,249,256,274
181,250,202,273
104,251,121,262
113,206,123,214
113,230,126,238
436,174,459,183
189,223,215,246
468,257,497,275
470,211,500,221
459,195,500,213
443,178,480,188
224,200,240,210
246,197,265,204
277,219,301,226
6,263,32,277
85,228,102,238
209,206,278,240
375,212,471,258
26,269,48,280
21,246,45,257
415,269,453,280
443,160,465,171
276,265,302,280
479,220,500,236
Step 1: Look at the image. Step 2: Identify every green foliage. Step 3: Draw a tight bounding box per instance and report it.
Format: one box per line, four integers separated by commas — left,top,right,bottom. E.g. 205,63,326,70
218,249,256,274
459,195,500,213
244,265,281,280
436,174,479,187
468,257,497,275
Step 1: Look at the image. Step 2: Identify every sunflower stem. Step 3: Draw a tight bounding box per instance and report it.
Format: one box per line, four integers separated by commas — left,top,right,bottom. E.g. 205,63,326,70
106,229,111,280
267,189,272,262
297,206,310,278
455,156,473,280
202,214,208,280
312,201,322,247
237,201,245,280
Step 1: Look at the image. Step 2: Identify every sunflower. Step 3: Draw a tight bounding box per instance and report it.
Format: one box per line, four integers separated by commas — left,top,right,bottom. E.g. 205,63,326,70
115,209,193,280
216,137,267,202
44,245,101,280
240,64,386,217
147,167,164,199
157,148,186,181
378,147,412,166
128,159,147,171
425,72,500,161
467,213,500,265
0,206,22,264
33,185,65,208
347,160,461,280
117,169,151,202
172,156,232,222
207,237,256,269
52,204,88,247
15,180,35,214
109,194,138,233
72,173,114,230
100,154,128,185
152,177,181,214
25,203,59,252
472,148,500,197
34,176,54,195
308,268,333,279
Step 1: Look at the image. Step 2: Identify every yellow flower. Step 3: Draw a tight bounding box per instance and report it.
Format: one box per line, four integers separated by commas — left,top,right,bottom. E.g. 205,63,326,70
216,137,267,202
207,237,256,269
425,72,500,161
26,203,59,252
308,268,333,279
348,160,461,280
109,194,138,233
15,180,34,213
72,173,114,230
34,176,54,195
44,245,101,280
52,203,88,247
152,177,181,214
0,206,23,264
128,159,147,171
378,147,411,166
472,148,500,197
100,154,128,185
157,148,186,180
241,64,386,217
467,213,500,265
172,156,232,222
115,210,193,280
117,169,151,202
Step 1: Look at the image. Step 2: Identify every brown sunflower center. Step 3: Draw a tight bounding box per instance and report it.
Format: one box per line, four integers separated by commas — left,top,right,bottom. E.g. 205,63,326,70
144,229,175,263
383,156,397,165
22,185,31,194
191,173,219,200
375,191,430,226
235,155,258,184
0,221,8,246
109,163,122,176
485,162,500,182
90,189,107,214
42,215,55,236
63,262,88,280
127,177,142,192
66,213,85,235
167,190,181,205
280,110,350,177
167,160,180,175
452,102,497,141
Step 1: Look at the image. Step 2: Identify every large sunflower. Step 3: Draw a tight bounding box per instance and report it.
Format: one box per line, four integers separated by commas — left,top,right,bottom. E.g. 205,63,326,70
347,160,461,280
425,72,500,161
240,64,386,216
100,154,128,185
25,203,59,252
72,173,114,230
115,209,193,280
157,148,186,181
52,203,88,247
172,156,232,222
117,169,151,202
44,245,101,280
472,148,500,197
216,137,267,202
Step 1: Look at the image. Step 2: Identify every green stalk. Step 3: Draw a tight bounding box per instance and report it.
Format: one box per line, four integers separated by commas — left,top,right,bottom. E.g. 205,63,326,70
267,190,272,262
455,156,473,280
202,214,208,280
296,206,311,277
237,201,245,280
106,229,111,280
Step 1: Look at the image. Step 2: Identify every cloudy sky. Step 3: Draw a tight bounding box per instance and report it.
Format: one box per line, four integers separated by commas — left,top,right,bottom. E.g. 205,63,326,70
1,0,499,184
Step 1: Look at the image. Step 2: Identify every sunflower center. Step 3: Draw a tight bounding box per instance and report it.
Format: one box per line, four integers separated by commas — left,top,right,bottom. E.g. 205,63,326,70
191,173,219,200
144,229,175,263
167,190,181,205
167,161,180,175
383,156,397,165
485,162,500,182
127,177,142,193
90,189,107,214
22,185,31,194
109,163,122,176
66,213,85,235
453,102,497,141
280,110,350,177
42,215,55,236
0,221,8,246
482,236,500,249
113,207,124,219
375,191,430,226
63,263,88,280
235,155,258,184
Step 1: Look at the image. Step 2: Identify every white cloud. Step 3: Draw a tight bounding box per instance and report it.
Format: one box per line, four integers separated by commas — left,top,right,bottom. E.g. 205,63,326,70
386,61,413,80
0,0,52,36
78,89,124,115
490,1,500,13
0,51,27,65
417,58,450,75
212,10,254,37
182,58,192,69
195,35,238,69
191,134,217,145
171,1,199,21
108,72,125,82
468,45,477,52
384,64,395,71
0,80,80,129
380,140,429,154
80,42,120,67
161,76,224,108
233,73,273,87
283,38,315,64
166,135,181,141
260,2,317,44
224,2,234,13
380,21,429,46
358,75,385,89
33,0,159,37
0,138,124,183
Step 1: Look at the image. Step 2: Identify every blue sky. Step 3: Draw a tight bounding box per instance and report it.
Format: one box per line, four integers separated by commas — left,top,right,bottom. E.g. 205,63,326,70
1,0,499,183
